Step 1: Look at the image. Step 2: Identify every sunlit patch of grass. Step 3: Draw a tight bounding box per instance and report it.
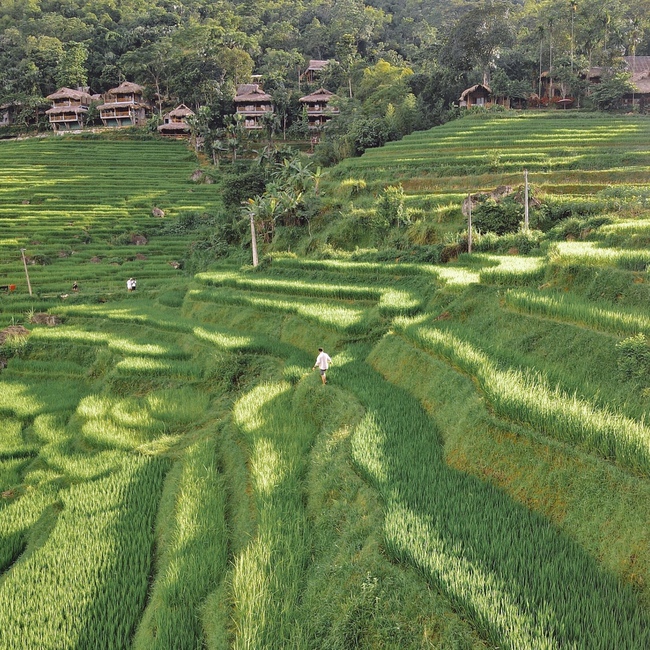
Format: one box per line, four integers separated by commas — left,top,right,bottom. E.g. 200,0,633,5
192,326,255,350
551,241,650,271
479,255,545,286
396,322,650,475
435,266,480,285
505,288,650,336
189,288,369,333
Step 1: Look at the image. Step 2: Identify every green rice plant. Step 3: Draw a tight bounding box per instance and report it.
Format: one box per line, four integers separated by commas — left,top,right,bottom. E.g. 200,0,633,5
0,378,87,419
0,418,35,459
336,346,650,649
550,241,650,271
395,320,650,475
479,255,546,286
133,436,227,650
114,355,202,380
228,380,315,649
197,270,382,301
0,455,169,650
505,288,650,337
188,287,371,334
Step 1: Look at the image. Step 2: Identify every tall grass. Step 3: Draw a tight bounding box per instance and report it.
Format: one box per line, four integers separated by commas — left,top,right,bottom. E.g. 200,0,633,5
337,346,650,649
229,380,315,649
505,288,650,337
395,319,650,475
133,436,228,650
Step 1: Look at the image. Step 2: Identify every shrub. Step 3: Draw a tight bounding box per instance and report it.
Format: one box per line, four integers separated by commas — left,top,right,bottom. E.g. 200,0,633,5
375,185,408,229
222,163,268,210
472,196,523,235
616,334,650,383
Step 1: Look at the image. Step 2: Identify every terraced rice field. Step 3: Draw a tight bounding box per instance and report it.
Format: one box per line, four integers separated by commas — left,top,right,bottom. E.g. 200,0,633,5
2,118,650,648
326,112,650,221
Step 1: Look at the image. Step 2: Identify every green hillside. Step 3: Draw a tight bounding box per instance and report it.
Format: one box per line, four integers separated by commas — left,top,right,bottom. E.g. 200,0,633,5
1,115,650,649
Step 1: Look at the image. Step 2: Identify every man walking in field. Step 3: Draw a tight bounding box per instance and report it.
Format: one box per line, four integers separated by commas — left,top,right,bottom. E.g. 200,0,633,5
313,347,332,385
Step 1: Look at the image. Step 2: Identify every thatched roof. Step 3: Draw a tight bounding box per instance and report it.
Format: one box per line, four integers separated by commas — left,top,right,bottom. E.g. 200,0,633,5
45,106,89,115
586,56,650,94
108,81,144,95
459,84,491,101
234,84,272,102
305,59,331,72
46,87,93,103
158,122,191,133
299,87,336,103
164,104,195,118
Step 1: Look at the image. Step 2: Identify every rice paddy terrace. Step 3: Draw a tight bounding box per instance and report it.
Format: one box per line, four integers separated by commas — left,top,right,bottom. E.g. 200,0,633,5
1,115,650,649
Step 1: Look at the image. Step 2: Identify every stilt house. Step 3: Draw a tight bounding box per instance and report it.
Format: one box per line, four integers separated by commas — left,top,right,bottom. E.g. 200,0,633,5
158,104,195,135
299,88,339,129
234,84,273,130
302,60,332,84
45,87,94,131
97,82,149,127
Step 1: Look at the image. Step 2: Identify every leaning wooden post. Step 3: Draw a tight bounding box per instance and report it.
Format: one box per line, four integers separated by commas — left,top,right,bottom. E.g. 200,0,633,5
524,169,529,231
249,214,259,267
20,248,32,296
467,194,472,254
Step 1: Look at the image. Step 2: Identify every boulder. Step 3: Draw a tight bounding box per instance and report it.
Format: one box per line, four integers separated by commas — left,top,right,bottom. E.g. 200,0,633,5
152,207,165,218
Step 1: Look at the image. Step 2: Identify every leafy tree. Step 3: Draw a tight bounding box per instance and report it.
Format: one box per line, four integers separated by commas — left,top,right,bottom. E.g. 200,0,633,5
356,59,413,118
589,70,635,109
55,43,88,89
441,1,516,85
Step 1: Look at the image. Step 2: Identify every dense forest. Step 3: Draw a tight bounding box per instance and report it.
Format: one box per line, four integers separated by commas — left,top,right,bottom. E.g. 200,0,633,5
1,0,648,151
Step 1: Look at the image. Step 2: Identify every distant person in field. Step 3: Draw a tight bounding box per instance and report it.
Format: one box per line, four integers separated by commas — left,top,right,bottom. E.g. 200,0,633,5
127,277,136,292
72,281,78,292
313,347,332,385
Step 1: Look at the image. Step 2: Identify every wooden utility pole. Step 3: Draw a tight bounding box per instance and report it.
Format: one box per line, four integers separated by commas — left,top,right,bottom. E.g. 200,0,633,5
250,215,259,267
524,169,529,231
467,194,472,254
20,248,32,296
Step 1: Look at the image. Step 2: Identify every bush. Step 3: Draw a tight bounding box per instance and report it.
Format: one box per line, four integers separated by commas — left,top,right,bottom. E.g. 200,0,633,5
546,215,615,241
616,334,650,383
222,163,268,209
472,196,523,235
473,229,544,254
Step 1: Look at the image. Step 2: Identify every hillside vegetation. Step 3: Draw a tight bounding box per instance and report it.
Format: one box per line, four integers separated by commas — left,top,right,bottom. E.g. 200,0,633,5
1,113,650,649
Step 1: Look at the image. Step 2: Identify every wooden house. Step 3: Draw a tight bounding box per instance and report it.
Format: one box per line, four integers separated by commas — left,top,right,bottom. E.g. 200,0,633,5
302,60,332,84
45,87,94,131
158,104,195,135
459,83,510,108
0,102,19,127
299,88,339,129
97,82,149,127
621,56,650,112
234,84,273,130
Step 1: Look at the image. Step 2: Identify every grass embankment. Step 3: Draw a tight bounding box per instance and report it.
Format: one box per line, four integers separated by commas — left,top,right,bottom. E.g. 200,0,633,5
3,115,650,648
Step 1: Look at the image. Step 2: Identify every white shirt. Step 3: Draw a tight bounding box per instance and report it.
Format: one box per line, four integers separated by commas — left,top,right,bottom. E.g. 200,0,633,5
315,351,332,370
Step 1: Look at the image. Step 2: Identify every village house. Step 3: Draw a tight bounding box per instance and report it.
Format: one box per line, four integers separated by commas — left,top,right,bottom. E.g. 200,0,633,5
97,82,149,127
589,56,650,112
458,84,510,109
45,87,96,131
301,60,332,84
0,102,19,127
234,84,273,130
299,88,339,129
157,104,195,135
